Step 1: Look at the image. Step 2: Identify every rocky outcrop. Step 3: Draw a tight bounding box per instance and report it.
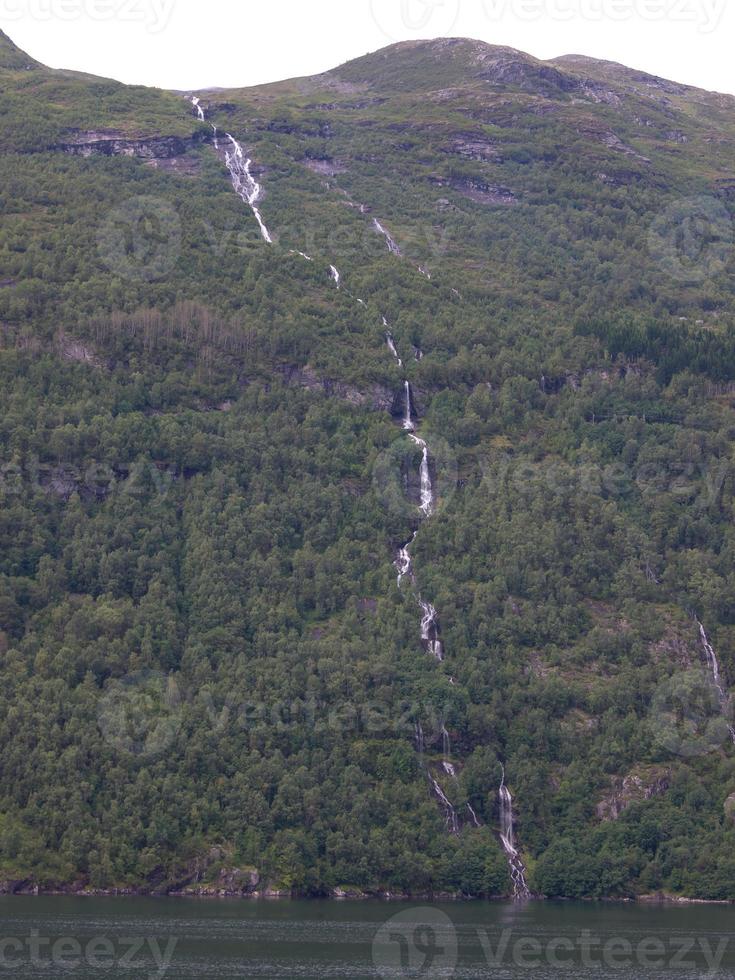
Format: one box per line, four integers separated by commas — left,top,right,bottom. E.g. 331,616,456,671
597,768,671,821
429,174,517,205
56,333,105,369
578,124,651,163
277,364,394,411
169,867,261,898
0,879,32,895
440,134,502,162
595,169,645,187
57,130,209,160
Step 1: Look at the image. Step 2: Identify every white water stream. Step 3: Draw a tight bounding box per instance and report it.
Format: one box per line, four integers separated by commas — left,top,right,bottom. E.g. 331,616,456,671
499,767,531,899
190,95,205,121
697,620,735,744
373,218,402,256
188,92,529,882
190,96,272,243
385,330,402,367
224,134,273,244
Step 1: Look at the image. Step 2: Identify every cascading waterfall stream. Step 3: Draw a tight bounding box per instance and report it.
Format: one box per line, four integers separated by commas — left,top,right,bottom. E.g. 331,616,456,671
402,381,414,431
188,95,523,871
190,95,205,121
410,434,434,518
389,372,444,663
373,218,402,256
419,600,443,661
697,620,735,744
188,96,272,244
429,775,460,834
224,134,273,244
385,330,402,367
499,767,531,900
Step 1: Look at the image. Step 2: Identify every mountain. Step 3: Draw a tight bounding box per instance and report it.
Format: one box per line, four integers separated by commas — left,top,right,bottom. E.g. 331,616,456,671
0,29,38,69
1,33,735,901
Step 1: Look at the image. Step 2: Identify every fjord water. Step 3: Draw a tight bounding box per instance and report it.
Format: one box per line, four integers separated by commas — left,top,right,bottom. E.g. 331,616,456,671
0,897,732,978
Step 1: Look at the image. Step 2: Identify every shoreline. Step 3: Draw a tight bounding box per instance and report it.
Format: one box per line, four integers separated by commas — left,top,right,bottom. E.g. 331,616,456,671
1,883,732,905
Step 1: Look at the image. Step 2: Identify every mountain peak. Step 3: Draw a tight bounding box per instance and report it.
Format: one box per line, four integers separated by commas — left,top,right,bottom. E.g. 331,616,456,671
330,36,576,95
0,29,39,70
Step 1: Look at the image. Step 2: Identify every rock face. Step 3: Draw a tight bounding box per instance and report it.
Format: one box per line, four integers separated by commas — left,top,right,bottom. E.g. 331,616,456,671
597,768,671,821
57,130,209,160
440,134,501,162
725,794,735,823
278,364,394,412
171,867,261,897
429,174,517,205
301,157,347,176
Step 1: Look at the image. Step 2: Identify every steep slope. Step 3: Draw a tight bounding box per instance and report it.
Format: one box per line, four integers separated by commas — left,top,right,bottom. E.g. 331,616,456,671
1,34,735,901
0,29,39,70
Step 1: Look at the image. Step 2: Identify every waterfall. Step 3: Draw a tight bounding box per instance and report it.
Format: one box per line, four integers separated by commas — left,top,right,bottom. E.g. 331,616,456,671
467,803,482,828
409,434,434,516
290,250,313,261
373,218,402,256
439,724,484,832
418,266,432,280
385,331,403,367
396,532,416,587
402,381,414,431
391,369,443,658
499,768,531,900
697,620,735,744
224,134,273,244
420,600,443,661
429,775,460,834
415,721,425,754
329,265,341,287
187,98,271,242
441,725,451,760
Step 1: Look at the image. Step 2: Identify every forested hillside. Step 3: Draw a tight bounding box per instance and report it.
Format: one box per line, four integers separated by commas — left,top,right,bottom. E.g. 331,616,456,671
1,30,735,899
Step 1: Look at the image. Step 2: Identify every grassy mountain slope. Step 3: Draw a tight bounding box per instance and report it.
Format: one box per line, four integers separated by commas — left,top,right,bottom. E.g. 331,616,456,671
1,32,735,899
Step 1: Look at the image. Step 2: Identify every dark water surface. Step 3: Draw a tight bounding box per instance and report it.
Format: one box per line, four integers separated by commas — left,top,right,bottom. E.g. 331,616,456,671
0,896,733,977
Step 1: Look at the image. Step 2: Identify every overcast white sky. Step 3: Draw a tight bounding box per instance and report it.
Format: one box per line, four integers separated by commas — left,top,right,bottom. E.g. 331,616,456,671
3,0,733,95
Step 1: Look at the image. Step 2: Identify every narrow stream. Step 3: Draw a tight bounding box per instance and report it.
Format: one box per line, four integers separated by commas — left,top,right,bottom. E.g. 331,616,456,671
697,620,735,744
188,94,531,895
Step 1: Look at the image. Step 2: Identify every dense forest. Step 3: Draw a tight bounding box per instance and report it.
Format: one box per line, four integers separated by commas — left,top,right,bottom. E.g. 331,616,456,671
1,31,735,899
